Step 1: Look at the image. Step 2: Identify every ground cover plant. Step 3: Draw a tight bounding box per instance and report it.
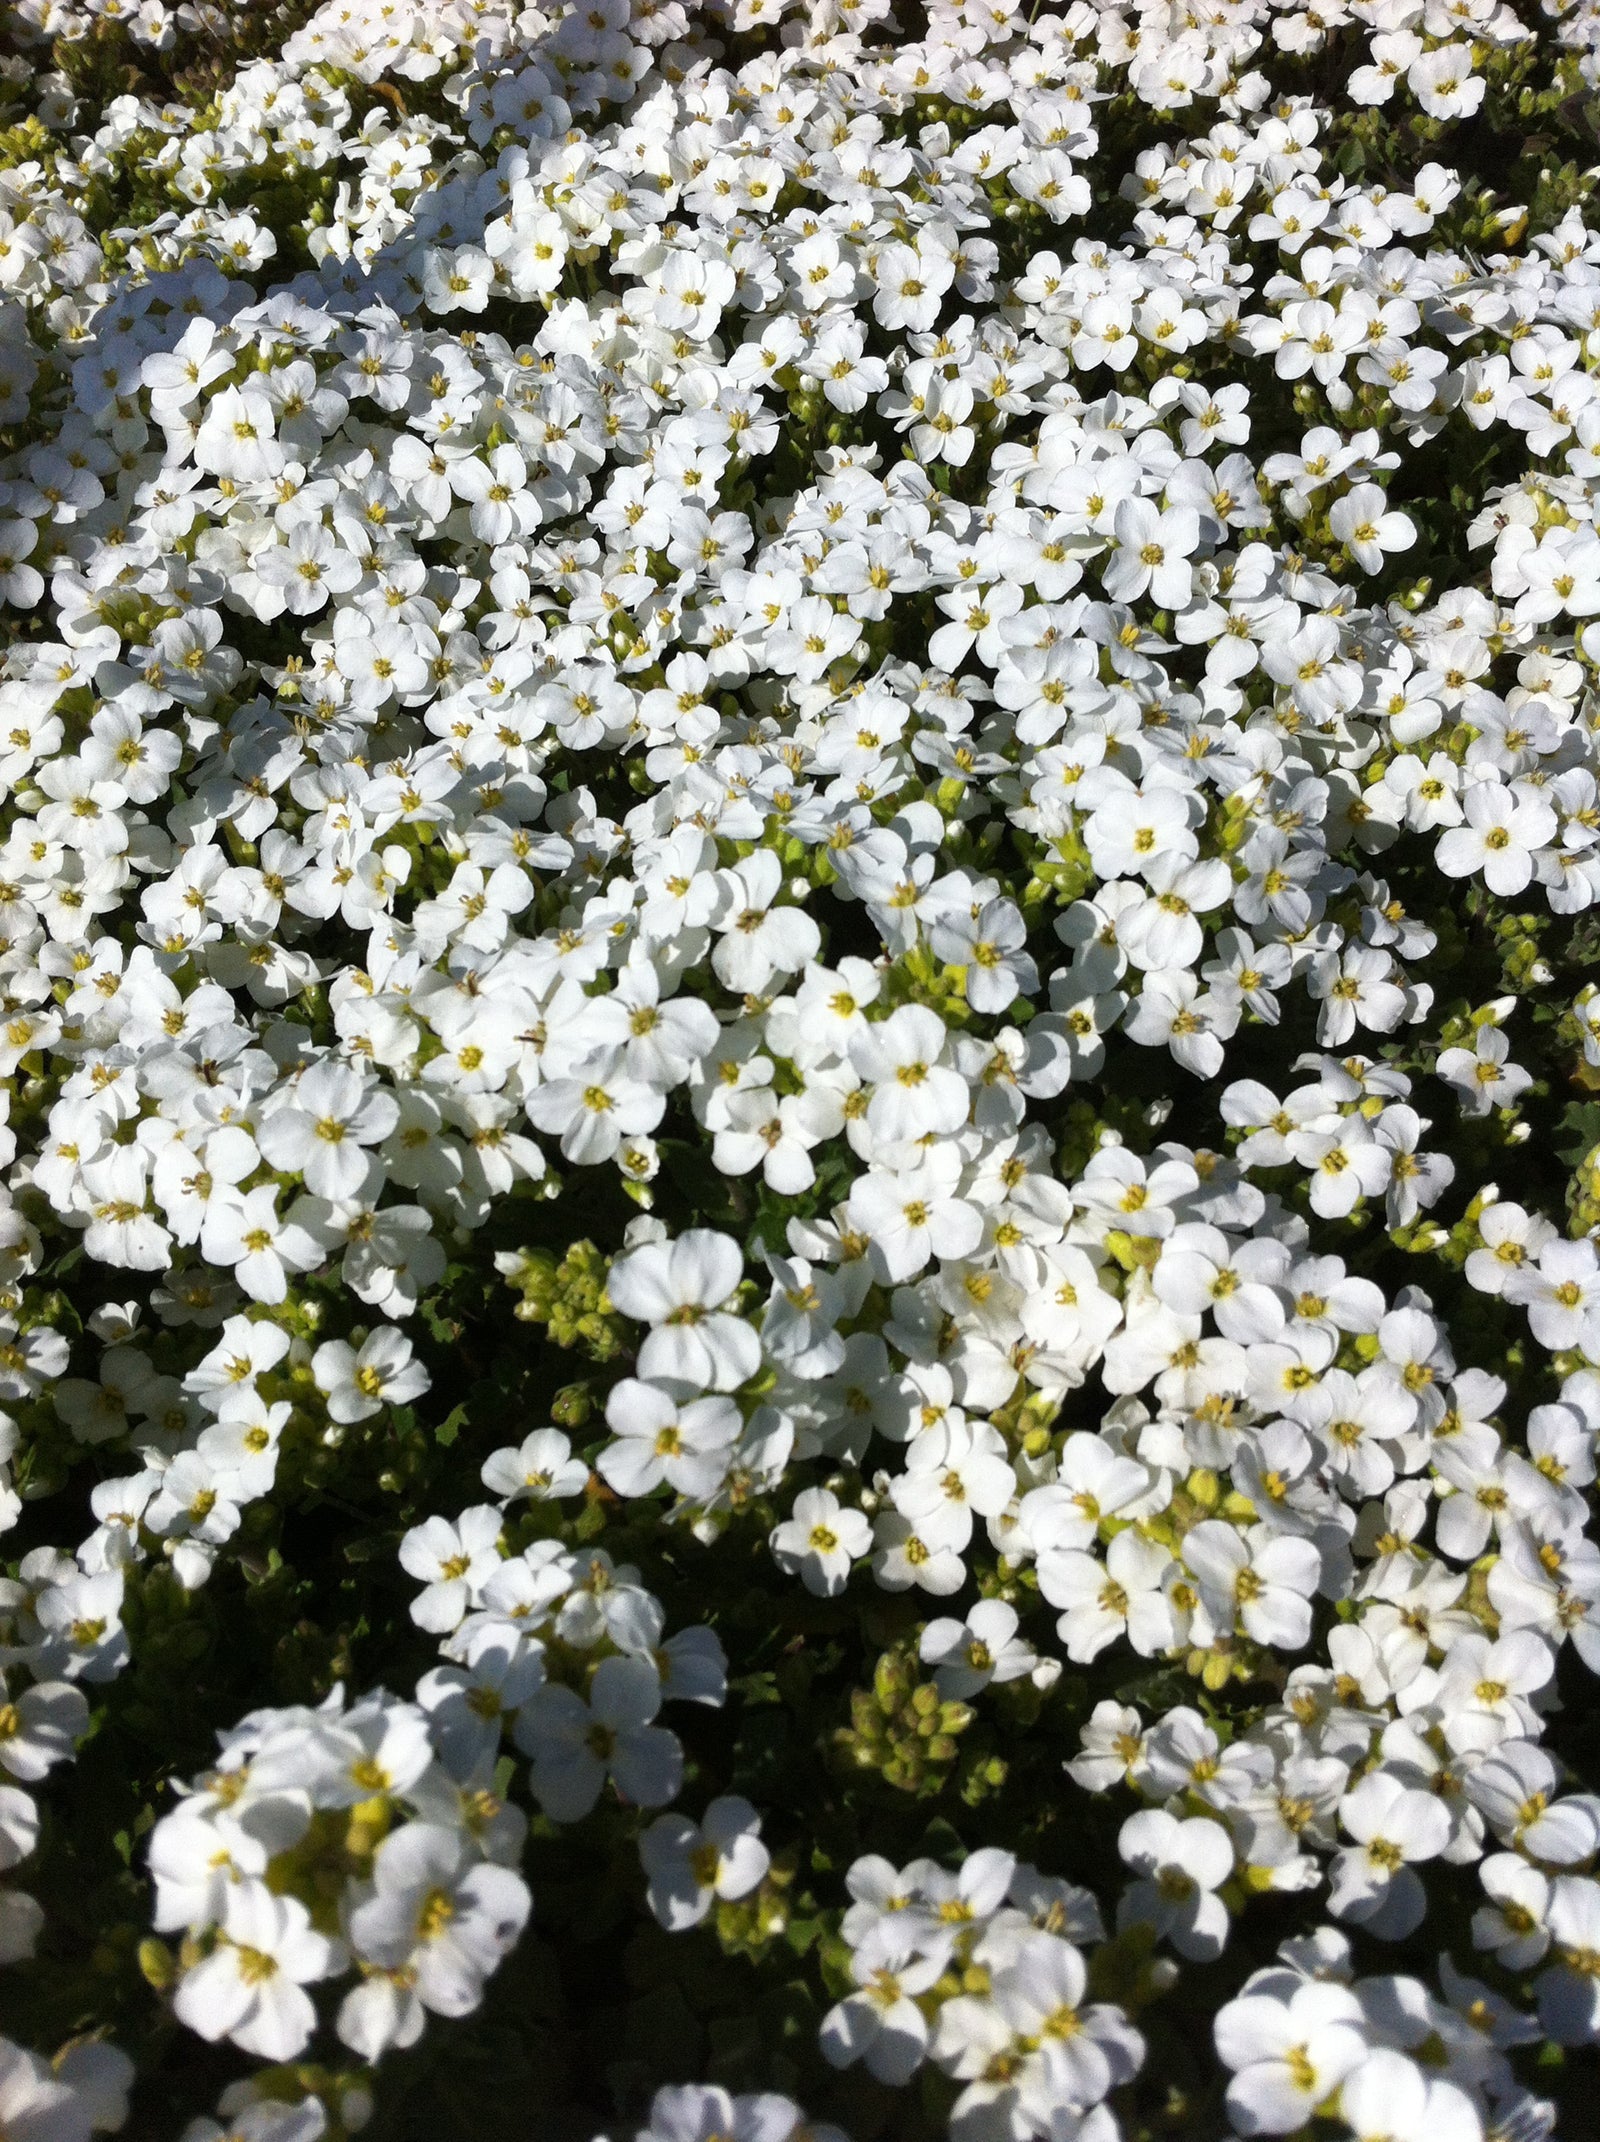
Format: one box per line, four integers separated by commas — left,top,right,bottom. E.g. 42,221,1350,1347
4,0,1600,2134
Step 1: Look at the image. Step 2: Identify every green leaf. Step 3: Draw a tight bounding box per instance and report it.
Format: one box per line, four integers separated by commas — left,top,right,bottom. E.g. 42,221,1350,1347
1556,1100,1600,1168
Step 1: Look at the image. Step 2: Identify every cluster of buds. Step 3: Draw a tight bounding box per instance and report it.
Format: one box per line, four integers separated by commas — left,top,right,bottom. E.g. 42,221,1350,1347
495,1241,628,1359
835,1643,974,1796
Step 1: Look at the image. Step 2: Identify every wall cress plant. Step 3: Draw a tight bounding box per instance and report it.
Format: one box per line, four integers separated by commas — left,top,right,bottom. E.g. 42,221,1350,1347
1,0,1599,2135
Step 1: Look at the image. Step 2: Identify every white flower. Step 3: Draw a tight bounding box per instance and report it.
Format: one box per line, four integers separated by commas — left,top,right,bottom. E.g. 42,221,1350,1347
480,1429,590,1504
1104,498,1203,610
1182,1523,1320,1650
1505,1238,1600,1351
199,1185,323,1306
399,1508,504,1634
524,1072,666,1167
635,2086,845,2142
848,1151,982,1283
872,237,953,333
770,1487,871,1597
516,1655,682,1822
0,2039,86,2142
597,1381,741,1502
149,1801,279,1938
709,852,820,995
1329,484,1416,573
416,1623,545,1775
1214,1979,1368,2136
342,1822,529,2047
1435,782,1558,896
311,1328,429,1423
172,1881,340,2061
193,385,283,482
1340,2049,1484,2142
605,1231,760,1392
820,1920,948,2084
639,1795,770,1930
1116,1809,1234,1960
936,1928,1139,2112
1436,1026,1532,1116
1408,44,1485,120
1540,1875,1600,2042
1329,1772,1451,1938
919,1600,1040,1699
1041,1530,1178,1663
1472,1853,1552,1971
849,1006,968,1145
0,1678,89,1782
180,2100,326,2142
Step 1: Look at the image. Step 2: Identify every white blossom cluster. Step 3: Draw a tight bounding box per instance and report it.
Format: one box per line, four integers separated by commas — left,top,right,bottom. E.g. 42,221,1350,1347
818,1845,1141,2142
5,0,1600,2132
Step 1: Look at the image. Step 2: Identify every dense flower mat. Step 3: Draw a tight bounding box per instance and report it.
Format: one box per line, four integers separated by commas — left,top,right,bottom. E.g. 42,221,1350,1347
3,0,1600,2133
